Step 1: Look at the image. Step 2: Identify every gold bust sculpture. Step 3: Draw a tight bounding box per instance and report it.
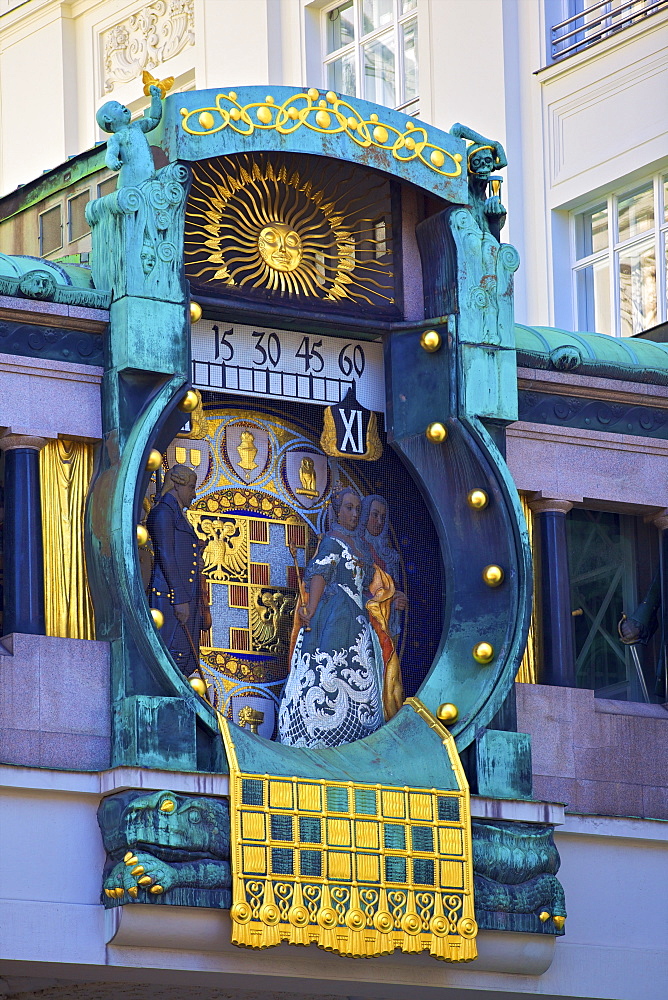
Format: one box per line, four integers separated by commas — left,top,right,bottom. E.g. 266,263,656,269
257,223,303,272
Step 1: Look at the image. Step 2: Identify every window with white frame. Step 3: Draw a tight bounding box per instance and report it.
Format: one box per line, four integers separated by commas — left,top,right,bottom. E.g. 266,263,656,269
323,0,418,114
573,173,668,337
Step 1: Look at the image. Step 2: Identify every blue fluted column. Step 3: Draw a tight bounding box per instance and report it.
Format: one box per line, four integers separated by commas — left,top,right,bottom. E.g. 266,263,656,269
0,433,47,636
528,497,576,688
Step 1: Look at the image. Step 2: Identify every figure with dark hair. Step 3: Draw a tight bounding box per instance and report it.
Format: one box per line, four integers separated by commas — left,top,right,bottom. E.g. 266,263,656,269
278,487,403,749
147,464,210,678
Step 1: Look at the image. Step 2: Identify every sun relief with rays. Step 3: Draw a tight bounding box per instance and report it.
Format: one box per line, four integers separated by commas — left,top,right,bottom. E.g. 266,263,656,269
184,153,397,310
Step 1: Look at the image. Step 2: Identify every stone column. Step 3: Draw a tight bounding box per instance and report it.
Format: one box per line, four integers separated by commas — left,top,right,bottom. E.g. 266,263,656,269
0,433,48,636
528,497,576,687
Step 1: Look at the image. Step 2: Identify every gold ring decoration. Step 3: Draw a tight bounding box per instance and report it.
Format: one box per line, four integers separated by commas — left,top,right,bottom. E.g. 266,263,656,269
373,910,394,933
288,905,310,928
457,916,478,938
401,911,422,935
345,908,366,931
259,902,281,926
317,906,338,929
230,901,252,924
180,90,463,179
429,914,449,937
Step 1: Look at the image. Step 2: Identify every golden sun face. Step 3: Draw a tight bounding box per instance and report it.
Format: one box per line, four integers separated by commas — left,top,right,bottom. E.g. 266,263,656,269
184,153,395,307
257,224,303,272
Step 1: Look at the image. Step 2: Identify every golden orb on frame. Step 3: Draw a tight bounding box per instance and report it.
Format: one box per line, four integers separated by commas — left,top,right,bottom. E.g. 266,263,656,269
178,390,199,413
198,111,214,130
425,422,448,443
467,488,489,510
420,329,442,352
189,300,203,323
146,449,162,472
257,105,272,125
436,702,459,724
473,641,494,664
189,677,207,698
136,524,149,547
150,608,164,629
430,149,445,168
482,564,505,588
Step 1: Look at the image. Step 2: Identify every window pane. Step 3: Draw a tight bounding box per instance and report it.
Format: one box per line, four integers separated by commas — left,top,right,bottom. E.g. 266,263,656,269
618,183,654,243
619,241,656,337
363,0,394,35
68,191,90,242
327,1,355,53
327,51,356,97
664,176,668,222
401,18,418,104
39,205,62,255
363,30,396,107
568,509,631,698
401,0,417,11
576,260,610,333
575,204,608,258
97,176,117,198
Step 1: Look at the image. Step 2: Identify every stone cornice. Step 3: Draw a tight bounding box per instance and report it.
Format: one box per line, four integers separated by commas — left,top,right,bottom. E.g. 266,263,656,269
517,366,668,408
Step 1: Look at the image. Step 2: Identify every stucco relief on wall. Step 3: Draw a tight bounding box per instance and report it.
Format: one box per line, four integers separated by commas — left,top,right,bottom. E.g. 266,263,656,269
102,0,194,94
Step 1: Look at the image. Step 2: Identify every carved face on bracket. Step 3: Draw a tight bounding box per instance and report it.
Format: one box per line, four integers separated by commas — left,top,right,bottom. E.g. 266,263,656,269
140,243,156,275
257,223,303,272
468,148,496,180
18,270,56,301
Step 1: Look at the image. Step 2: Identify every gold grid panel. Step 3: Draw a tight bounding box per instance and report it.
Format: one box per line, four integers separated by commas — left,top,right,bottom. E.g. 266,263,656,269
236,778,467,889
219,706,477,962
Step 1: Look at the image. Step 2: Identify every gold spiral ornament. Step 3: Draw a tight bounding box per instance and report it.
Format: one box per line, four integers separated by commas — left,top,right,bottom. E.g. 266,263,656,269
317,906,337,929
184,153,394,306
429,914,449,936
288,905,310,927
259,903,281,926
231,901,252,924
401,912,422,935
345,908,366,930
373,910,394,933
457,916,478,938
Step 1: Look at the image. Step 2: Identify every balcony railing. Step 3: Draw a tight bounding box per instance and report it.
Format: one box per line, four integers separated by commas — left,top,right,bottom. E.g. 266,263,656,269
551,0,668,61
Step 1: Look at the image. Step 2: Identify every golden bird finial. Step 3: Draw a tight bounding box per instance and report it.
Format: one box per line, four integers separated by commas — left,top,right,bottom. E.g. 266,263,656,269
142,70,175,99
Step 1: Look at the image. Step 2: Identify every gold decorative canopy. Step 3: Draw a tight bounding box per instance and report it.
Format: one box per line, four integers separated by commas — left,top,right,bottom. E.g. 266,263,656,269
184,154,394,306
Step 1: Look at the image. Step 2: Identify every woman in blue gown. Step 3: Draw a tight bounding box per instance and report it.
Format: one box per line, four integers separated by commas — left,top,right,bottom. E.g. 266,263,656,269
278,488,387,749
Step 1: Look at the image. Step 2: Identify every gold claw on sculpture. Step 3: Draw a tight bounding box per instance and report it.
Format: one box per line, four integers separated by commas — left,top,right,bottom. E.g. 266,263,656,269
130,865,144,876
138,875,153,886
553,915,565,929
128,886,138,898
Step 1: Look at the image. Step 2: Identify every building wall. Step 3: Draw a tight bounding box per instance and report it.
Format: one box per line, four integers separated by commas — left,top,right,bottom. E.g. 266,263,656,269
1,0,666,330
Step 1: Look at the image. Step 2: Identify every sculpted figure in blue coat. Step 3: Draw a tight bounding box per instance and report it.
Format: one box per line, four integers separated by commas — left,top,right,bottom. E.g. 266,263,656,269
147,464,209,677
278,488,403,749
